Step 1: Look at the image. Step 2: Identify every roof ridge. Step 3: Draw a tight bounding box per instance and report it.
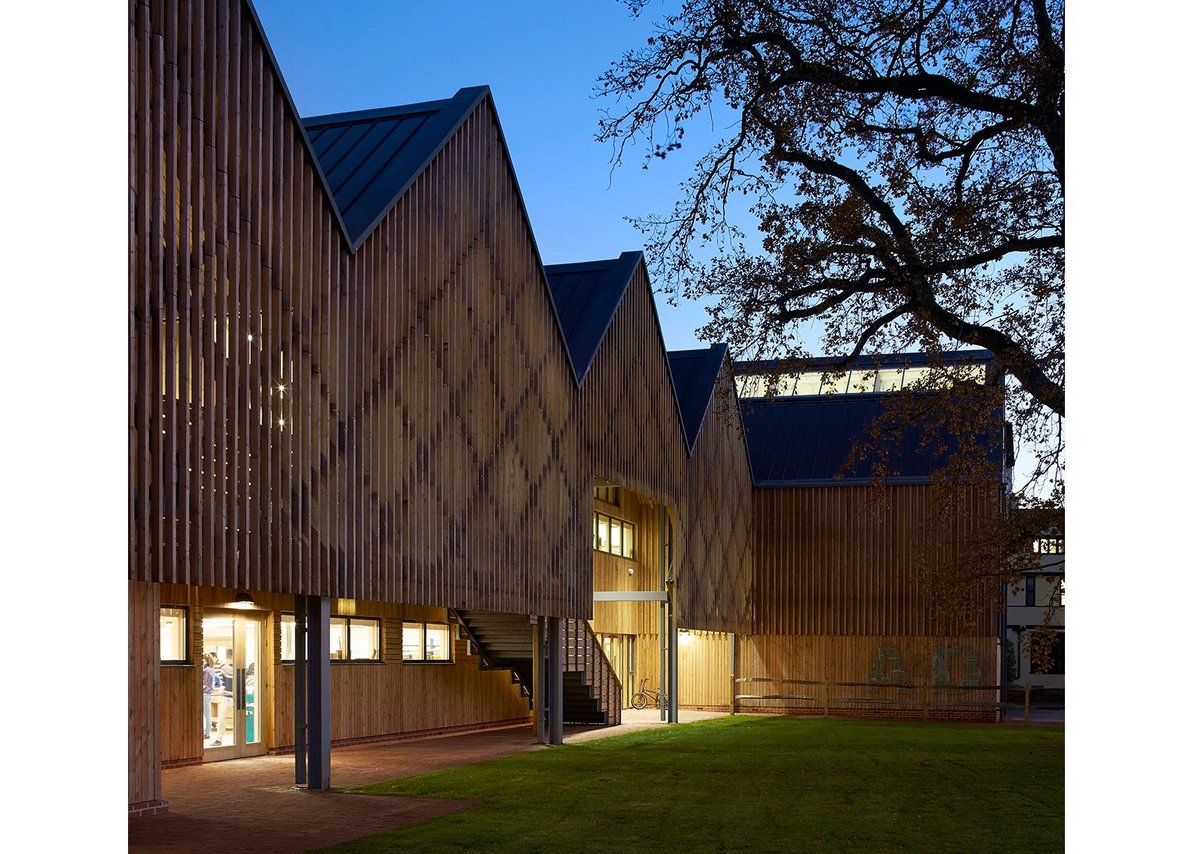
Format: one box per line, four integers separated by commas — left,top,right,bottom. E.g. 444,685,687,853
302,99,451,128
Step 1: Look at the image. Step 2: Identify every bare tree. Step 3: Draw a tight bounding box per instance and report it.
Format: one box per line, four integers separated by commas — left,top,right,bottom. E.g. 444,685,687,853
599,0,1064,504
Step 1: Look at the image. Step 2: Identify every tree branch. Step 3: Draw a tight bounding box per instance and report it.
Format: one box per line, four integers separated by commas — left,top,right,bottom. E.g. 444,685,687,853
911,288,1065,416
921,234,1063,275
727,30,1045,123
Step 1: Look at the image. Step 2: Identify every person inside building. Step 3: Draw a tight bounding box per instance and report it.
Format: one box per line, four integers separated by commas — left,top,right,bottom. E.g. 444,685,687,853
212,651,235,746
202,652,217,742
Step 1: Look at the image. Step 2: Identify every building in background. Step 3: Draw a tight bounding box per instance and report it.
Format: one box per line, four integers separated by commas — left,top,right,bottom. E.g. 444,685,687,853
729,353,1009,721
1005,520,1065,693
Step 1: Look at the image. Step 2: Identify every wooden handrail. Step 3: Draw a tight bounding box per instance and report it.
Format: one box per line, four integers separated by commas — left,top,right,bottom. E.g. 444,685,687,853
730,675,1023,719
737,675,1007,692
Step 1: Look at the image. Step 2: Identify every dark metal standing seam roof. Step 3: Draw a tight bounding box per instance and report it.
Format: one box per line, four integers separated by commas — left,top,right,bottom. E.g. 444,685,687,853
666,345,729,453
543,252,642,385
739,394,1003,485
303,86,489,249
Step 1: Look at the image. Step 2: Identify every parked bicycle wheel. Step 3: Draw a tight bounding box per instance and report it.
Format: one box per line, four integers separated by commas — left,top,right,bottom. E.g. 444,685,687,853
632,692,648,710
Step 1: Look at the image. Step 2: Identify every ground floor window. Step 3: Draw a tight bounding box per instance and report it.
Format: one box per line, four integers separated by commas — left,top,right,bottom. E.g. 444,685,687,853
403,622,451,661
280,614,381,662
160,606,188,663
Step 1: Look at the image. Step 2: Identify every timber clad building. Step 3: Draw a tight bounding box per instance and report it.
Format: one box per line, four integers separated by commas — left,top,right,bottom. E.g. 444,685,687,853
129,0,1008,816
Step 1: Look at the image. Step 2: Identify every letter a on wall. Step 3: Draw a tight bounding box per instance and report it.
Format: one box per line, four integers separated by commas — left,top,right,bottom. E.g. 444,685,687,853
868,644,907,685
932,645,982,687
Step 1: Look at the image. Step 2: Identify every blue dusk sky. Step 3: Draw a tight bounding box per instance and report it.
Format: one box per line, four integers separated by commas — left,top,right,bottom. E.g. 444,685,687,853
2,4,1196,846
253,0,741,352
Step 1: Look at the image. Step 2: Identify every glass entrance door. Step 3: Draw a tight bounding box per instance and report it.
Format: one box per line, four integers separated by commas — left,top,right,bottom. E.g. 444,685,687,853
202,612,265,759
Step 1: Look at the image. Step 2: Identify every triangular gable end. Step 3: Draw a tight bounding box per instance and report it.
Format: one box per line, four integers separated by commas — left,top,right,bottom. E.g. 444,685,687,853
303,87,489,251
299,83,583,390
544,251,641,385
666,344,728,454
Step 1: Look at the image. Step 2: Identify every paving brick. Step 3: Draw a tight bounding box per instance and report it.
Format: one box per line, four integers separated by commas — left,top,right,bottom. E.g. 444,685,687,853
130,713,730,851
129,724,549,853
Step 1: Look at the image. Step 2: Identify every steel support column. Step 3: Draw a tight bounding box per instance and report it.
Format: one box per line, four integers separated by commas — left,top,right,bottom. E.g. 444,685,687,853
304,595,331,789
533,617,545,744
547,616,564,744
293,595,308,785
730,633,738,715
668,590,679,724
659,505,668,723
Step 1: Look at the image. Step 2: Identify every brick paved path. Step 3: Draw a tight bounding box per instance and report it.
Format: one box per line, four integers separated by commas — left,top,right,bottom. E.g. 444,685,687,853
129,725,548,853
129,712,729,851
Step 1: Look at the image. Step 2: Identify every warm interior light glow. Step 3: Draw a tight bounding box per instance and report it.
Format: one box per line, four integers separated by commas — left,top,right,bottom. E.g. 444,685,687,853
679,629,694,646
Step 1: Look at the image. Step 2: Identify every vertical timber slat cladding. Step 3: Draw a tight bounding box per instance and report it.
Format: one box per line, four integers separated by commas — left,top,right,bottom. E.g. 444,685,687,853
228,0,244,593
677,362,754,634
132,0,151,583
148,0,165,586
664,633,996,717
737,635,997,720
131,0,589,617
163,0,179,586
188,0,207,586
676,631,732,708
752,484,999,636
129,581,162,806
580,265,687,513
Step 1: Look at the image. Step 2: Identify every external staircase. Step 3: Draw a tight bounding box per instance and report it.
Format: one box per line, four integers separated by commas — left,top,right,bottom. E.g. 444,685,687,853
453,610,622,727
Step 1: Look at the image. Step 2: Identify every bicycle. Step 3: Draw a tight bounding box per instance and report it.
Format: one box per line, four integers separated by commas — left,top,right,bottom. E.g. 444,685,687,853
631,677,667,710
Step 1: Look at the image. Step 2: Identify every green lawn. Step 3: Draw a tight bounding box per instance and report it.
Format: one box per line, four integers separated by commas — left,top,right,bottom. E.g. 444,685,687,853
323,717,1063,853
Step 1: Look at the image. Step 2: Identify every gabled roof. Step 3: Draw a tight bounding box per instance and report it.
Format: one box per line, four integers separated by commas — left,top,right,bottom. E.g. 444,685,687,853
303,87,488,250
739,394,1002,486
667,344,728,453
543,252,642,384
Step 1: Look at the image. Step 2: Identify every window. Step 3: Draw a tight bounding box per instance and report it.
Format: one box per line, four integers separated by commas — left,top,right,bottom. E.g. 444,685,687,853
1030,632,1065,675
594,511,634,558
280,614,381,662
160,606,188,663
846,369,877,393
900,367,932,389
403,622,452,661
1045,576,1064,608
594,484,619,506
1033,537,1064,554
281,614,296,662
790,372,824,396
873,368,905,392
1025,578,1037,608
735,375,765,396
735,362,988,398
